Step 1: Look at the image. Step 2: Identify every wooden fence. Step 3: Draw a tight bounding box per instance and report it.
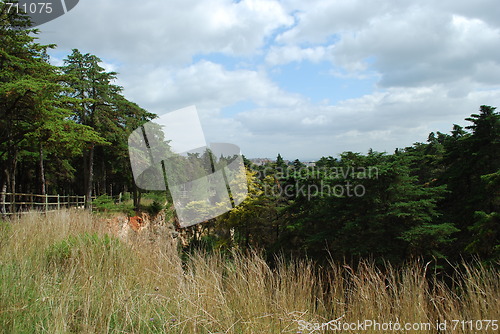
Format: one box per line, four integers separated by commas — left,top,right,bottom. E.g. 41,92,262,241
0,192,92,216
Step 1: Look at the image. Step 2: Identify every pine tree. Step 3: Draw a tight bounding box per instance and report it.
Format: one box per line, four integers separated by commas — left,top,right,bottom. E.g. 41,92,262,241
0,3,101,209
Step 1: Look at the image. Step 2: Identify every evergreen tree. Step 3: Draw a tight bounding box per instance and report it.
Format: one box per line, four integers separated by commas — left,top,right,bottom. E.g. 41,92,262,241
0,3,101,208
61,49,154,207
440,106,500,259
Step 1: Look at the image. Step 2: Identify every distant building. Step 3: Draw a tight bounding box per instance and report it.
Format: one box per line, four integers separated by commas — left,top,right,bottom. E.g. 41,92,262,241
249,158,272,166
248,158,315,167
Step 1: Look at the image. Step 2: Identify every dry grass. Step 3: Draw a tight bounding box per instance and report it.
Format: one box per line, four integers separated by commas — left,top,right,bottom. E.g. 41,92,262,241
0,210,498,333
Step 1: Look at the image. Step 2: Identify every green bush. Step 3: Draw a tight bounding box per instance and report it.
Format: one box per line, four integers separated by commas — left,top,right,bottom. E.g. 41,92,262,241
147,200,164,216
142,191,166,203
93,194,135,215
120,192,131,201
92,194,114,211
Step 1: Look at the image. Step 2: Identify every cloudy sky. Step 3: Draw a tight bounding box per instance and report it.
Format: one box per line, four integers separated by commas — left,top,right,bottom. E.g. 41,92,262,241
37,0,500,160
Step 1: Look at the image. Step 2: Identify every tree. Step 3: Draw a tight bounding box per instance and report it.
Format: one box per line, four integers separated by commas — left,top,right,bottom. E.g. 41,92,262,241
92,94,154,207
439,106,500,259
276,153,286,169
462,107,500,259
0,3,101,211
216,167,280,250
61,49,153,208
1,2,51,203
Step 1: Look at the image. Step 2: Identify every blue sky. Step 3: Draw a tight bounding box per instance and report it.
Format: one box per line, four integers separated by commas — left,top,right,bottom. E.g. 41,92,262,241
38,0,500,160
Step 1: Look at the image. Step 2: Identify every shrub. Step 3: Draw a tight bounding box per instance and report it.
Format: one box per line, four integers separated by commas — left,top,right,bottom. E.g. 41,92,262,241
147,200,164,216
92,194,115,211
93,194,135,215
120,192,131,201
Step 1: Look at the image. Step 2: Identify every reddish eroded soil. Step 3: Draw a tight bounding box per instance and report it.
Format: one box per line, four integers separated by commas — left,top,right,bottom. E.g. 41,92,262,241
102,210,178,246
128,215,144,232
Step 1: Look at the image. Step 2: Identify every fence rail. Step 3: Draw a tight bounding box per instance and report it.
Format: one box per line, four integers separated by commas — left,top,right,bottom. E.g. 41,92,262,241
0,192,92,216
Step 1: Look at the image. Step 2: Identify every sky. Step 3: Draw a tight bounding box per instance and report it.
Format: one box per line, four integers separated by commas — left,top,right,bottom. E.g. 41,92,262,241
37,0,500,161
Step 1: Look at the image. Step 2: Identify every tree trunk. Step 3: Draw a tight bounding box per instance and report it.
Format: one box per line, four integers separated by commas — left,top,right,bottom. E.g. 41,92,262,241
39,143,46,196
83,151,88,196
7,149,18,213
101,157,107,196
132,184,142,210
132,185,138,208
0,176,6,215
85,144,95,209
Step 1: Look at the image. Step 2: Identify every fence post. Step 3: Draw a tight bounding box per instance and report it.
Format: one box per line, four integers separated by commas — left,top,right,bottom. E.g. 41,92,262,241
57,194,60,210
10,192,15,213
44,194,48,213
0,187,6,215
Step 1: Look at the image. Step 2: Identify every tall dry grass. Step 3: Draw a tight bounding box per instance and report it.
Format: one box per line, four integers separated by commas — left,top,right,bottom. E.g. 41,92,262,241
0,210,498,333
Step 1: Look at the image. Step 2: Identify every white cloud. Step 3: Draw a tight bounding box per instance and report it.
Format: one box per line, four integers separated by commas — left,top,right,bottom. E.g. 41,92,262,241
39,0,293,66
37,0,500,160
120,60,301,116
265,45,334,65
274,1,500,89
277,0,400,44
227,84,500,158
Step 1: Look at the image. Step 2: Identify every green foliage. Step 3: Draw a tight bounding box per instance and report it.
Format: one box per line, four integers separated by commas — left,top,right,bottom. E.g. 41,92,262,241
0,8,154,201
139,192,167,216
92,194,134,215
92,194,114,208
216,168,281,250
147,200,164,216
438,106,500,261
0,3,102,195
142,191,166,203
193,106,500,266
120,191,131,201
400,223,459,258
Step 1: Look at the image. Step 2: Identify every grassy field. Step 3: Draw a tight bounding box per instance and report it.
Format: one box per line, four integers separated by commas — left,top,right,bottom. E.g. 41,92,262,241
0,210,498,333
